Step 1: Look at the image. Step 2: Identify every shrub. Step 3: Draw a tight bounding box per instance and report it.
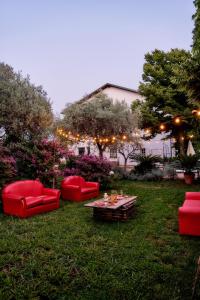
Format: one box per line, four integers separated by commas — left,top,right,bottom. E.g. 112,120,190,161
163,161,177,179
0,142,16,190
178,154,199,174
63,155,112,189
130,154,163,175
10,139,68,186
128,168,164,181
111,167,130,180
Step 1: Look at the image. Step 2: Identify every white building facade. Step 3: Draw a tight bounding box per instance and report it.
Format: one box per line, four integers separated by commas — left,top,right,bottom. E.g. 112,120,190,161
71,83,173,167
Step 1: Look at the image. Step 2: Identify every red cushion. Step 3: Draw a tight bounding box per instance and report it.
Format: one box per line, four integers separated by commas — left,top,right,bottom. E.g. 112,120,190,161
25,196,43,208
81,187,98,194
42,195,57,204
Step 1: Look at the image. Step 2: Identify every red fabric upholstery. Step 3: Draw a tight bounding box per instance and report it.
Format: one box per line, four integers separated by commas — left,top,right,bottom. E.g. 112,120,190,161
61,176,99,202
179,192,200,236
2,180,60,218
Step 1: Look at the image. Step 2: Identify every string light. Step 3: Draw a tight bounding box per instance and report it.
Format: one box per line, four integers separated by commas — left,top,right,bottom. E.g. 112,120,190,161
159,124,166,131
174,117,181,124
144,129,151,134
192,109,200,117
56,128,131,144
57,109,198,145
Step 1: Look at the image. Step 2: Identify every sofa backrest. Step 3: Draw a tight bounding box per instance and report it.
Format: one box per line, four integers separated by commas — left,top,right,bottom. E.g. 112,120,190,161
2,180,44,197
63,176,86,187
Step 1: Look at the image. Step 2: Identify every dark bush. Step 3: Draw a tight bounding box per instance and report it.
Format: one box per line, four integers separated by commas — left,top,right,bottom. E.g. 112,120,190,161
111,167,130,180
128,168,164,181
10,139,68,186
0,142,16,190
130,154,163,175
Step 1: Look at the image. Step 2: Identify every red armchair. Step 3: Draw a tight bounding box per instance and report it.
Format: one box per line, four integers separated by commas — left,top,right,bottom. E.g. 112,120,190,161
2,180,60,218
179,192,200,236
61,176,99,202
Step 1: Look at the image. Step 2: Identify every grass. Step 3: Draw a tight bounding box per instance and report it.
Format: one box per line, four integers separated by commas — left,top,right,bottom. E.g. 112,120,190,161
0,180,200,299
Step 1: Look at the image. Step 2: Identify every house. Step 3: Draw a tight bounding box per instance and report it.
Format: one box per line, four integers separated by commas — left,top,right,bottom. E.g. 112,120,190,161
71,83,173,167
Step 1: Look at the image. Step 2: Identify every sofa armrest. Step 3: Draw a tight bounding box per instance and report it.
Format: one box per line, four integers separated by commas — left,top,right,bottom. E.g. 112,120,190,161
3,194,24,202
62,184,81,190
43,188,60,199
179,206,200,215
185,192,200,201
85,182,99,189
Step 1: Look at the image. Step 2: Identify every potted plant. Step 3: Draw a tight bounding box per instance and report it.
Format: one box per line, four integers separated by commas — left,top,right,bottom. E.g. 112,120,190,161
179,154,199,184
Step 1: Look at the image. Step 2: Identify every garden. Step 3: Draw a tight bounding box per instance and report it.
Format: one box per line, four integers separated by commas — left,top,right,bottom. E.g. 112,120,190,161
1,2,200,299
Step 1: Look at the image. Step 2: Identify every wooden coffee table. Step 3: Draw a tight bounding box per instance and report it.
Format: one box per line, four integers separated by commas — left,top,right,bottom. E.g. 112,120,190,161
84,196,137,221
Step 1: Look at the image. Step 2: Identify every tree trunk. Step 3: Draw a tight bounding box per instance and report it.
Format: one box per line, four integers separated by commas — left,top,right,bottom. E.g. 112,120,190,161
124,158,128,171
179,138,185,156
97,143,104,158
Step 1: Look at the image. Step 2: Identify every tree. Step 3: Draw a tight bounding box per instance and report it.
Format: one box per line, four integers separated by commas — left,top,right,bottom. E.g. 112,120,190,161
117,132,141,170
60,93,139,157
192,0,200,57
184,0,200,105
0,63,53,144
132,49,200,155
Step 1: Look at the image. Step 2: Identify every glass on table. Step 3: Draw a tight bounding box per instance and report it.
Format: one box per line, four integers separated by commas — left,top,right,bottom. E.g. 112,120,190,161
119,189,123,196
111,190,118,203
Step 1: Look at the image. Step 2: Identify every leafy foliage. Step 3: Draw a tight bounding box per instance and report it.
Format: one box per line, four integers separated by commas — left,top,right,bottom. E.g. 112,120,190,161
178,154,199,174
63,155,112,189
133,49,200,155
0,142,16,189
192,0,200,57
59,93,139,157
0,62,53,144
185,1,200,106
128,168,164,181
130,154,162,175
9,139,68,186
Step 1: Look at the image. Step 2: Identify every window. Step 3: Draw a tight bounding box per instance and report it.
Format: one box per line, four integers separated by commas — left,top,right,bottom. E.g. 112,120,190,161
110,146,117,159
78,147,85,155
141,148,146,155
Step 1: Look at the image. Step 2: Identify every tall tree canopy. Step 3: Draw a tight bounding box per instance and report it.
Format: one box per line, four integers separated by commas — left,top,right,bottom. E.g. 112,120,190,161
0,63,53,144
185,0,200,104
59,93,139,157
192,0,200,56
132,49,200,155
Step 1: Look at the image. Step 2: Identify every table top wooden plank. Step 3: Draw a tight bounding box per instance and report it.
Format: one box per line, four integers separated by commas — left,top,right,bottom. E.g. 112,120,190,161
84,196,137,210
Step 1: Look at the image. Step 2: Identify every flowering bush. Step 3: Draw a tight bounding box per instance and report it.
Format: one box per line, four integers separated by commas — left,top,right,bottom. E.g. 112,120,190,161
10,139,69,186
63,155,112,189
0,142,16,189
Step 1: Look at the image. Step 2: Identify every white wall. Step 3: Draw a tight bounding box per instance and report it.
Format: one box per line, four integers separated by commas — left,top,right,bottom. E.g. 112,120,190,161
103,86,143,105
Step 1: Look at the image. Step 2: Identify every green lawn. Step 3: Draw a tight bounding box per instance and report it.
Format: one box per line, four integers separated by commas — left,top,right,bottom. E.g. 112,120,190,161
0,180,200,300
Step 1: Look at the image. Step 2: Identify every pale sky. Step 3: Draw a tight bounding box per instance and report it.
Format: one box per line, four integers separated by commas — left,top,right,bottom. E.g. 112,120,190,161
1,0,194,114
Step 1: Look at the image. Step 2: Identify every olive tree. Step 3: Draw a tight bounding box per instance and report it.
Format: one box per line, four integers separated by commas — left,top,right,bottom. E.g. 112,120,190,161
60,93,140,157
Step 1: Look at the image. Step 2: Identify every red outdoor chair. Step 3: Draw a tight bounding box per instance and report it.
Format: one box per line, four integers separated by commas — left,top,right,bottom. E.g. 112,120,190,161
179,192,200,236
2,180,60,218
61,176,99,202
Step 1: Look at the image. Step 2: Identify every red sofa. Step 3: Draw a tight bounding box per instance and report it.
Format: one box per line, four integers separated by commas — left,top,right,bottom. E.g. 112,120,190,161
179,192,200,236
61,176,99,202
2,180,60,218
